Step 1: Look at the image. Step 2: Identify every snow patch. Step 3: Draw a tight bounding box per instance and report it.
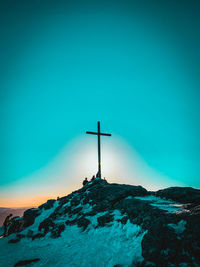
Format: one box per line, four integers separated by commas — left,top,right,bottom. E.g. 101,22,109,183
0,214,147,267
126,196,134,200
134,195,187,213
112,209,123,220
62,201,71,208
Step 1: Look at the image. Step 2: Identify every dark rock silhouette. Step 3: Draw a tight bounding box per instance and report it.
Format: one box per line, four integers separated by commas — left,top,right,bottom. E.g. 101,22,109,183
1,179,200,267
155,186,200,204
23,208,41,227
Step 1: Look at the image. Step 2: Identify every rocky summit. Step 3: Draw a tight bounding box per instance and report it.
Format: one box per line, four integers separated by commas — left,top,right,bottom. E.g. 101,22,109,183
0,179,200,267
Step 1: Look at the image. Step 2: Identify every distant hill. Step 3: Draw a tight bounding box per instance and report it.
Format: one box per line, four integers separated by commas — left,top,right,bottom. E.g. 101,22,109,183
0,179,200,266
0,207,31,226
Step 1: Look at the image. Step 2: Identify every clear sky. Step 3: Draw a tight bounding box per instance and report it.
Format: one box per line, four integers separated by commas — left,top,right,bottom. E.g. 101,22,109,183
0,0,200,207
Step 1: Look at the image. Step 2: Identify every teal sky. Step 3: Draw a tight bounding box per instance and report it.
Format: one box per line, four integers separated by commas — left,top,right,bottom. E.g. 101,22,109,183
0,0,200,205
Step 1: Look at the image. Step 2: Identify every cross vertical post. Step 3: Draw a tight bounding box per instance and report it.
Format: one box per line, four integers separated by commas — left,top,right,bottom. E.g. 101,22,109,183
86,121,111,179
97,121,101,178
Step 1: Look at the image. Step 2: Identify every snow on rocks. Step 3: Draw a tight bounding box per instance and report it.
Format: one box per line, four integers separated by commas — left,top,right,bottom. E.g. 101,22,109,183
0,180,200,267
134,195,187,213
0,217,146,267
23,201,59,235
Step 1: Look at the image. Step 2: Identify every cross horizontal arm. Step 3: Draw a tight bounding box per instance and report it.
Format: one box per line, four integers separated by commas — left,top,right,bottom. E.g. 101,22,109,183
86,131,98,135
86,131,111,136
99,133,112,136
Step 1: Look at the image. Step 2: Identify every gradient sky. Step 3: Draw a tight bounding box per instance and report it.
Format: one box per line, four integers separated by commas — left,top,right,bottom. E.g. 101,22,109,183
0,0,200,207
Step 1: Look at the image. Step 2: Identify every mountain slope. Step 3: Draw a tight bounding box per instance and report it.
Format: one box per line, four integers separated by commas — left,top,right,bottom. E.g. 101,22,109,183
0,179,200,267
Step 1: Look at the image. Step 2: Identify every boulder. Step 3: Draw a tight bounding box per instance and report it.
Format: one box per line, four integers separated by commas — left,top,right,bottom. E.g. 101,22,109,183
7,217,24,235
65,219,77,226
23,208,41,227
113,197,169,230
71,207,82,215
32,233,45,240
51,223,65,238
97,212,114,227
142,223,181,266
38,218,55,234
155,187,200,204
141,213,200,267
77,217,90,231
87,184,148,206
38,199,56,210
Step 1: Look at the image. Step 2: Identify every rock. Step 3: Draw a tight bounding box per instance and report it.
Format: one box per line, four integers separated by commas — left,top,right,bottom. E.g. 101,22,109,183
51,223,65,238
87,184,148,206
38,199,56,210
82,196,90,205
58,195,71,206
50,205,72,220
97,212,114,227
141,216,200,267
113,197,168,230
190,204,200,215
7,217,24,235
23,208,41,227
38,219,65,238
92,200,111,213
155,187,200,204
142,223,180,266
32,233,45,240
71,207,82,214
65,219,77,226
71,197,80,207
14,258,40,266
118,216,128,225
38,218,55,234
77,217,90,231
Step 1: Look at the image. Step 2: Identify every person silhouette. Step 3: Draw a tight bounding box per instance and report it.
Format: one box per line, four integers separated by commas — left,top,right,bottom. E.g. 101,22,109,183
83,177,88,186
3,214,12,237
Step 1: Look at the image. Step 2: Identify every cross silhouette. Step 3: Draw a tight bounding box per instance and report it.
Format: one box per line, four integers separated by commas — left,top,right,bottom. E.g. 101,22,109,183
86,121,111,179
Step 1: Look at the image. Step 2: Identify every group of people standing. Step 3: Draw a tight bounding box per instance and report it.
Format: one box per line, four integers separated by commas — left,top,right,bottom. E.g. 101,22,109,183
82,172,105,186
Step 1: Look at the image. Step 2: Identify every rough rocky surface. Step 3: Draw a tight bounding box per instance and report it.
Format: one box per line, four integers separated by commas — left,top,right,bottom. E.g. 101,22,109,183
1,179,200,267
155,186,200,204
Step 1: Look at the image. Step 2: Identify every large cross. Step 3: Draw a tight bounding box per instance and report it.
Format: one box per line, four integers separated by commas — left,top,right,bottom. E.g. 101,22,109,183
86,121,111,179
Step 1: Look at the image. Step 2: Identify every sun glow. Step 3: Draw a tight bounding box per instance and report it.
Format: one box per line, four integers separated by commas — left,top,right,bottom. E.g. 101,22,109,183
0,135,179,208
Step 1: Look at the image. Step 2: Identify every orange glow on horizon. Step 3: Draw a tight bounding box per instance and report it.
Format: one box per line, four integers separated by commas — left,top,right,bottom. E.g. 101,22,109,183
0,192,74,208
0,195,53,208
